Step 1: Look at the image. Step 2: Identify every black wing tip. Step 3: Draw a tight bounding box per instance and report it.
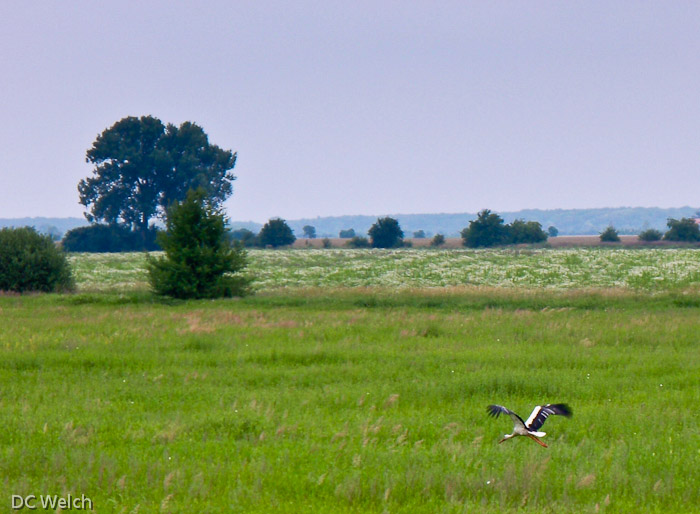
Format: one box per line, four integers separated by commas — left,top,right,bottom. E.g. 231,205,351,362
549,403,573,417
486,404,504,418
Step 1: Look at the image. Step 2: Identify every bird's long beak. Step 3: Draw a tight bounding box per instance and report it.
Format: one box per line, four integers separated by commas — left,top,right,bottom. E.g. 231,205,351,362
527,434,548,448
498,438,507,444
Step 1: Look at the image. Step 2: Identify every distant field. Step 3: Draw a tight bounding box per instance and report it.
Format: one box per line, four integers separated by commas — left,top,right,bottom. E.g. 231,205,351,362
1,249,699,512
294,235,700,249
69,247,700,293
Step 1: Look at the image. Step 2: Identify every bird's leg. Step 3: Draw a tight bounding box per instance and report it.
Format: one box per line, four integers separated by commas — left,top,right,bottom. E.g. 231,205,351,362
527,434,548,448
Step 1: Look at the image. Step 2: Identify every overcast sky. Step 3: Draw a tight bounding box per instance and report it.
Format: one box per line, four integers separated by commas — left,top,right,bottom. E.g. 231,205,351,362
2,2,699,222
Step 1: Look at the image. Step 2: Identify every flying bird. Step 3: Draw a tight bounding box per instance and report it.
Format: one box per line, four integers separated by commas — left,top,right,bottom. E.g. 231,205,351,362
487,403,572,448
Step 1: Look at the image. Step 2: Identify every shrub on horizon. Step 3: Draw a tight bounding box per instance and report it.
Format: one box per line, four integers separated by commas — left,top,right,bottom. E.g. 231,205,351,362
507,219,548,244
599,225,621,242
663,218,700,242
345,236,370,248
638,228,662,242
430,234,446,247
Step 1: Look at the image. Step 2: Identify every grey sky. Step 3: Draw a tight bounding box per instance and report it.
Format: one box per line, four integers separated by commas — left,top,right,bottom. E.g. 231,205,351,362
2,2,699,222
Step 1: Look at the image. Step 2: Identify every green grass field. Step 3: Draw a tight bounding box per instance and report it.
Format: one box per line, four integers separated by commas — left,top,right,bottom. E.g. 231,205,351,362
1,249,699,512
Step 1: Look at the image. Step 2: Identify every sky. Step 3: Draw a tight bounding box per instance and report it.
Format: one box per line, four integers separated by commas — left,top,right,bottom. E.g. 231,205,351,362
2,2,700,223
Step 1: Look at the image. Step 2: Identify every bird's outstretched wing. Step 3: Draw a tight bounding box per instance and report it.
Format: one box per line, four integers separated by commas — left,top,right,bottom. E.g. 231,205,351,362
524,404,572,431
487,404,526,428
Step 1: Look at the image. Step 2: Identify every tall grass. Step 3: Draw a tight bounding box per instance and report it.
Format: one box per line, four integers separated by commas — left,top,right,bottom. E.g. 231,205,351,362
1,289,698,512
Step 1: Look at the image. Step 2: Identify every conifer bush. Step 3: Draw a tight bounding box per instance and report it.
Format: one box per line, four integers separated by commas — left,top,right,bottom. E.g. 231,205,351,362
599,225,621,242
0,227,74,292
146,189,251,299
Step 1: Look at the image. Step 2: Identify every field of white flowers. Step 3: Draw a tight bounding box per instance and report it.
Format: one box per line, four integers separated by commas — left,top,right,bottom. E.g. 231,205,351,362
68,247,700,293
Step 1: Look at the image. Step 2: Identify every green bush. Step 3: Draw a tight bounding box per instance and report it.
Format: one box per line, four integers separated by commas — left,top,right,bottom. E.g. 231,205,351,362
600,226,621,242
638,228,662,242
663,218,700,242
147,189,251,299
430,234,446,247
508,219,548,244
62,224,160,252
0,227,74,292
345,236,370,248
339,229,356,238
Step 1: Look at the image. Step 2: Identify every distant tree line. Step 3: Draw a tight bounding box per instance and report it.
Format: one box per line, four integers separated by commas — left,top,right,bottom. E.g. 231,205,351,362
229,212,550,250
60,212,700,253
603,217,700,243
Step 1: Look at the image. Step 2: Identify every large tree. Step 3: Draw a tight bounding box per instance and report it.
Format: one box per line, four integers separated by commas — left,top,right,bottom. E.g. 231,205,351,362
461,209,508,248
258,218,296,248
78,115,237,235
368,217,404,248
664,217,700,242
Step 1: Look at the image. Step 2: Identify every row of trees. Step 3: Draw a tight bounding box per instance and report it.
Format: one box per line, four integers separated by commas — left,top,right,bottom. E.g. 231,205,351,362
230,211,548,249
232,217,407,249
601,217,700,243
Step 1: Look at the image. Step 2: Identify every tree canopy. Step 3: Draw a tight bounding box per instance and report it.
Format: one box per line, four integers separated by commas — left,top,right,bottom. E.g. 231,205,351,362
663,217,700,242
78,116,236,235
508,219,548,244
258,218,296,248
461,210,509,247
303,225,317,238
461,211,547,247
368,217,404,248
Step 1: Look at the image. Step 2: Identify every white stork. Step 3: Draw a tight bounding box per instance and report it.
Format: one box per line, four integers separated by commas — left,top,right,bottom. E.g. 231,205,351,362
487,403,572,448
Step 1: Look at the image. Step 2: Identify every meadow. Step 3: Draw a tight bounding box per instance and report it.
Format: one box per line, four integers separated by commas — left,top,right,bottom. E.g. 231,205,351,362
70,247,700,292
1,248,699,512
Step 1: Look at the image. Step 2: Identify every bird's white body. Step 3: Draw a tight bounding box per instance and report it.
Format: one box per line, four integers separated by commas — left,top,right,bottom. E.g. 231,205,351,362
507,427,545,438
487,403,572,448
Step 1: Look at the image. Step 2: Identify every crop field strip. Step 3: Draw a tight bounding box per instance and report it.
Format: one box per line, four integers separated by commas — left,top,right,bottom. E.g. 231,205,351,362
69,247,700,293
1,248,699,512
